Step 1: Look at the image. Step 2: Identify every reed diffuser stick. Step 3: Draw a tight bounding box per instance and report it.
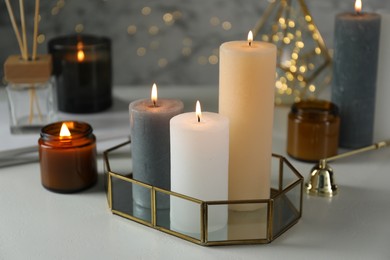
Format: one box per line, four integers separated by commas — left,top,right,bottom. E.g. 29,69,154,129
32,0,40,60
29,87,35,123
4,0,24,56
18,0,36,123
34,88,43,121
19,0,28,60
31,0,43,123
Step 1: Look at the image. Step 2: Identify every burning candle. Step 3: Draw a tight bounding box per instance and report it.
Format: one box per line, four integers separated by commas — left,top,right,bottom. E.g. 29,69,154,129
129,84,184,209
332,0,381,148
170,101,229,234
77,42,85,62
219,31,276,210
39,121,97,193
48,34,112,113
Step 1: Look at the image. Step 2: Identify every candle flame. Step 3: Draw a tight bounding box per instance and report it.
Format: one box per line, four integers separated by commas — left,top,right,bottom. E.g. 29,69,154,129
196,100,202,123
77,50,85,61
77,42,85,62
355,0,362,14
248,30,253,47
60,123,71,137
151,83,158,106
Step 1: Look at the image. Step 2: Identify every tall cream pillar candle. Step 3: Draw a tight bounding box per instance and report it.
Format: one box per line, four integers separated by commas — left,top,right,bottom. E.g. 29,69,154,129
219,32,276,210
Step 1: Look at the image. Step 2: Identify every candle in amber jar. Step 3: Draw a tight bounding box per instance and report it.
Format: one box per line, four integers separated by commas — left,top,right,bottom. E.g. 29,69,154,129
39,121,97,193
287,100,340,162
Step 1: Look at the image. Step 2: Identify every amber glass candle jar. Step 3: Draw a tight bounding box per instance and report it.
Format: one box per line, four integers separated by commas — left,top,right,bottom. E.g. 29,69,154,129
39,121,97,193
287,100,340,162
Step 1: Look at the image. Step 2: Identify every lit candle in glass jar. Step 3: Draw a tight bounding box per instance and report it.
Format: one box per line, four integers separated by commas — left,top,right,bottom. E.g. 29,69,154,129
39,121,97,193
48,34,112,113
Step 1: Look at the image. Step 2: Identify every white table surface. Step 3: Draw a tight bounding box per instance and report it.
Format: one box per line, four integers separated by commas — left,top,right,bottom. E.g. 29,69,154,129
1,86,390,260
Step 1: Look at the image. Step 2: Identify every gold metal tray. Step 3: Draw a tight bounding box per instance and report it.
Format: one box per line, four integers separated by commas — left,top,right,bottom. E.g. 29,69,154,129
104,141,303,246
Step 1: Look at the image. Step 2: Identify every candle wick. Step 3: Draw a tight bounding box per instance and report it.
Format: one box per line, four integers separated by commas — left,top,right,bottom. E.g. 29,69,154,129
153,100,157,107
249,41,252,47
197,115,200,123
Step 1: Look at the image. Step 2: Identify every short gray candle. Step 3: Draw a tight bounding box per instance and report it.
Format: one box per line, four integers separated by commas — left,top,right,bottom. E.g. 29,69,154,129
129,97,183,209
332,10,381,148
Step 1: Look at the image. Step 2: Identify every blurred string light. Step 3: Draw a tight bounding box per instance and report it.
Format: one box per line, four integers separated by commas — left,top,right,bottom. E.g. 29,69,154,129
158,58,168,68
222,21,232,30
141,6,151,16
45,2,235,68
75,24,84,33
253,0,332,105
137,47,146,57
37,34,45,44
51,0,65,15
127,5,233,67
210,17,220,26
46,0,85,44
127,25,137,35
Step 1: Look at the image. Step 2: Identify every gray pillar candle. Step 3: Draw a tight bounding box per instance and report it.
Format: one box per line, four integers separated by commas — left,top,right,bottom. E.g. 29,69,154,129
129,86,183,209
332,5,381,148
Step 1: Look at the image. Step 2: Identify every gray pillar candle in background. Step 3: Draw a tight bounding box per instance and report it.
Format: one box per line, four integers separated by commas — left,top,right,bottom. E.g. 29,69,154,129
374,12,390,142
331,7,381,148
129,88,183,209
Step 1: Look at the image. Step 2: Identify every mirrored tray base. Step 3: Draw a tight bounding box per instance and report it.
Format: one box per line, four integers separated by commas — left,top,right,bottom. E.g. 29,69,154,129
104,141,303,246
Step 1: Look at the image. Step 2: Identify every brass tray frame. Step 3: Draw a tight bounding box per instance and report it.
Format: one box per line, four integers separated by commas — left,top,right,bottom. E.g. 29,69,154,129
104,141,303,246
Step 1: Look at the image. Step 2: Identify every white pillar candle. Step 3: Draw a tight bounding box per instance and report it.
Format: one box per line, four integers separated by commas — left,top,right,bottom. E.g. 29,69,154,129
170,101,229,234
219,31,276,210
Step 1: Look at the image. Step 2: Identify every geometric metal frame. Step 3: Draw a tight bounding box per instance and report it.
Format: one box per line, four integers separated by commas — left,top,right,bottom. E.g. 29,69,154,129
104,141,303,246
253,0,332,104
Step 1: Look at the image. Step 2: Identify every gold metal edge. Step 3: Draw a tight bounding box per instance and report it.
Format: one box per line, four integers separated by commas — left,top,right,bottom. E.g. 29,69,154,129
108,172,113,209
156,226,202,245
268,199,274,241
155,186,203,204
270,217,301,242
105,141,303,246
151,188,157,226
204,239,271,246
201,202,208,244
112,209,154,228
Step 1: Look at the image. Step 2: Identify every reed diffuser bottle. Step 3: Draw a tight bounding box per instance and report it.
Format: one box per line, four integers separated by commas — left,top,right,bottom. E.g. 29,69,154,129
4,0,56,133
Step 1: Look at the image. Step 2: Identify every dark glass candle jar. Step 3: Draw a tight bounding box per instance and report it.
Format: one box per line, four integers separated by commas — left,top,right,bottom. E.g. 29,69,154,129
39,121,97,193
48,34,112,113
287,100,340,162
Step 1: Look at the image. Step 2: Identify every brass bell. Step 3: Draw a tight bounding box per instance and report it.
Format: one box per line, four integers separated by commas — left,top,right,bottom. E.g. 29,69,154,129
305,159,337,197
305,140,389,197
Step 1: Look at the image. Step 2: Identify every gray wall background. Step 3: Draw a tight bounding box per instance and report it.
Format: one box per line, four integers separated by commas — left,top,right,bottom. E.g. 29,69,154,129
1,0,389,87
